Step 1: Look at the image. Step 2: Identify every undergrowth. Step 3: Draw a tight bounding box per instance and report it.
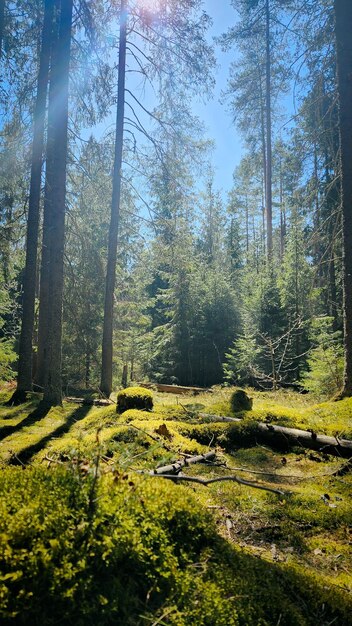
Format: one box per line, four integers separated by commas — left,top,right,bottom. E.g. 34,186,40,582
0,467,351,626
0,386,351,624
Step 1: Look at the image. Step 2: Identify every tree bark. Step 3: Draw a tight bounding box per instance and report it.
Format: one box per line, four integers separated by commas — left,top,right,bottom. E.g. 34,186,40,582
265,0,273,261
35,1,60,388
13,0,54,401
279,158,285,260
334,0,352,396
100,0,127,397
41,0,73,407
199,414,352,458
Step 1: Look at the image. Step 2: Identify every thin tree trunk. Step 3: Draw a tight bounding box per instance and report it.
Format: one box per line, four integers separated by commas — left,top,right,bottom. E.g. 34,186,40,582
85,350,90,389
334,0,352,397
258,63,267,206
100,0,127,397
12,0,54,402
279,158,285,260
313,145,323,287
42,0,73,407
245,196,249,255
265,0,273,261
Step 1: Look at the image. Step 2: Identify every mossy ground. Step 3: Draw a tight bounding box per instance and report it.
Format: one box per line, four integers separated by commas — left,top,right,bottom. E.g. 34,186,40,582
0,384,351,624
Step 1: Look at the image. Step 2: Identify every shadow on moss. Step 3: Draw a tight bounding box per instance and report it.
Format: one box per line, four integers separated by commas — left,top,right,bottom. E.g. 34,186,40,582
0,468,350,626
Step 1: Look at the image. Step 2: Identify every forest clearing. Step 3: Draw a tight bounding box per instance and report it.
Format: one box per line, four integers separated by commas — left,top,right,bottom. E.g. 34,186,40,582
2,0,352,623
0,384,352,624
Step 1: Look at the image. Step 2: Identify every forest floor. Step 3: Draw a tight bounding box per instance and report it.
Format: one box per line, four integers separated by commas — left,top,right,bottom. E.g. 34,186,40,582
0,384,352,624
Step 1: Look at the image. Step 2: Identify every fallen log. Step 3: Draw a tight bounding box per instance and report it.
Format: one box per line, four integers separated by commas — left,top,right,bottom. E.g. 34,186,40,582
138,382,212,395
199,413,352,458
65,396,113,407
153,451,216,475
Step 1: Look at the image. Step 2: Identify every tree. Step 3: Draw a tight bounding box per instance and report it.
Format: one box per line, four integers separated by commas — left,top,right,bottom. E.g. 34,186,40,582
40,0,73,407
100,0,127,397
334,0,352,396
222,0,294,263
100,0,214,396
11,0,54,403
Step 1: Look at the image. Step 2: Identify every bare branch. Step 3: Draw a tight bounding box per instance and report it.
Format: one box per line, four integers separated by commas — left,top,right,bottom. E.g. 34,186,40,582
149,472,286,495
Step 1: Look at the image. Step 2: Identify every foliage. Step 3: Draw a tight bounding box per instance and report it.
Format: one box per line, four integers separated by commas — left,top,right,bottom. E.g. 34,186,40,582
301,317,344,399
116,386,154,414
0,286,17,382
0,340,16,382
223,332,260,386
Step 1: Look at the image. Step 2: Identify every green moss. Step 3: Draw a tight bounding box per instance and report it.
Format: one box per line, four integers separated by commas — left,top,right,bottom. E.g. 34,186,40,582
230,388,253,412
121,408,151,422
0,386,352,622
0,467,351,626
116,386,153,414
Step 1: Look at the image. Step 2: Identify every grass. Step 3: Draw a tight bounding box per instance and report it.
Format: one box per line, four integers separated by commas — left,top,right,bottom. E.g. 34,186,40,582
0,384,351,624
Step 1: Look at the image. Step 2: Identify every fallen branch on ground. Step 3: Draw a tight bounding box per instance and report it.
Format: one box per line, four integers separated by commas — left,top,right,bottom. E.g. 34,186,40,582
65,397,113,406
149,472,286,495
153,451,216,475
138,382,212,395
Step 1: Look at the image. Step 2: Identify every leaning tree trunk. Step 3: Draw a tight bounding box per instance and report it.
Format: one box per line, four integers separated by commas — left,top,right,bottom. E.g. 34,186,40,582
41,0,73,407
11,0,54,403
265,0,273,262
334,0,352,397
100,0,127,397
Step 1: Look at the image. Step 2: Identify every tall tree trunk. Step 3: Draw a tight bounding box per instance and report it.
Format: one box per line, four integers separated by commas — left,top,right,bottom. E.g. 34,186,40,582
35,1,60,389
12,0,54,402
334,0,352,396
42,0,73,407
313,144,323,288
258,62,267,208
100,0,127,397
265,0,273,261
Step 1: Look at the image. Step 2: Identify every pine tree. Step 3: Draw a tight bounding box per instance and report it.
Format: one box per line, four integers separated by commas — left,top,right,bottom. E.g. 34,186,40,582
334,0,352,397
40,0,73,407
11,0,54,403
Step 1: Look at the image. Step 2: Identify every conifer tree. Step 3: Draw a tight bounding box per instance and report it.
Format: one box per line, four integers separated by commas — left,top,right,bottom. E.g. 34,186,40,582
334,0,352,397
11,0,54,403
40,0,73,407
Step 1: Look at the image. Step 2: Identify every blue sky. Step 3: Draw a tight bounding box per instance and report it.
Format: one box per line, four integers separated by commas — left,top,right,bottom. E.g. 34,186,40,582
94,2,243,201
192,1,243,196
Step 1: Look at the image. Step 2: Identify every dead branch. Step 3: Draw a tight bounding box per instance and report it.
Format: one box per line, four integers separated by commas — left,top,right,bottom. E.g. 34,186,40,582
153,451,216,475
65,396,113,406
150,472,286,495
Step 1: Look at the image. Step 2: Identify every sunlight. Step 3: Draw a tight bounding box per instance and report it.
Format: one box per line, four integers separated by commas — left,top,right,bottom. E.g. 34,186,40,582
133,0,159,10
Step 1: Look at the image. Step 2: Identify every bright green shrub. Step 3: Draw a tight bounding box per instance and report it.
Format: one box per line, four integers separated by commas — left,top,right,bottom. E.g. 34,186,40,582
230,388,253,412
116,386,153,414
